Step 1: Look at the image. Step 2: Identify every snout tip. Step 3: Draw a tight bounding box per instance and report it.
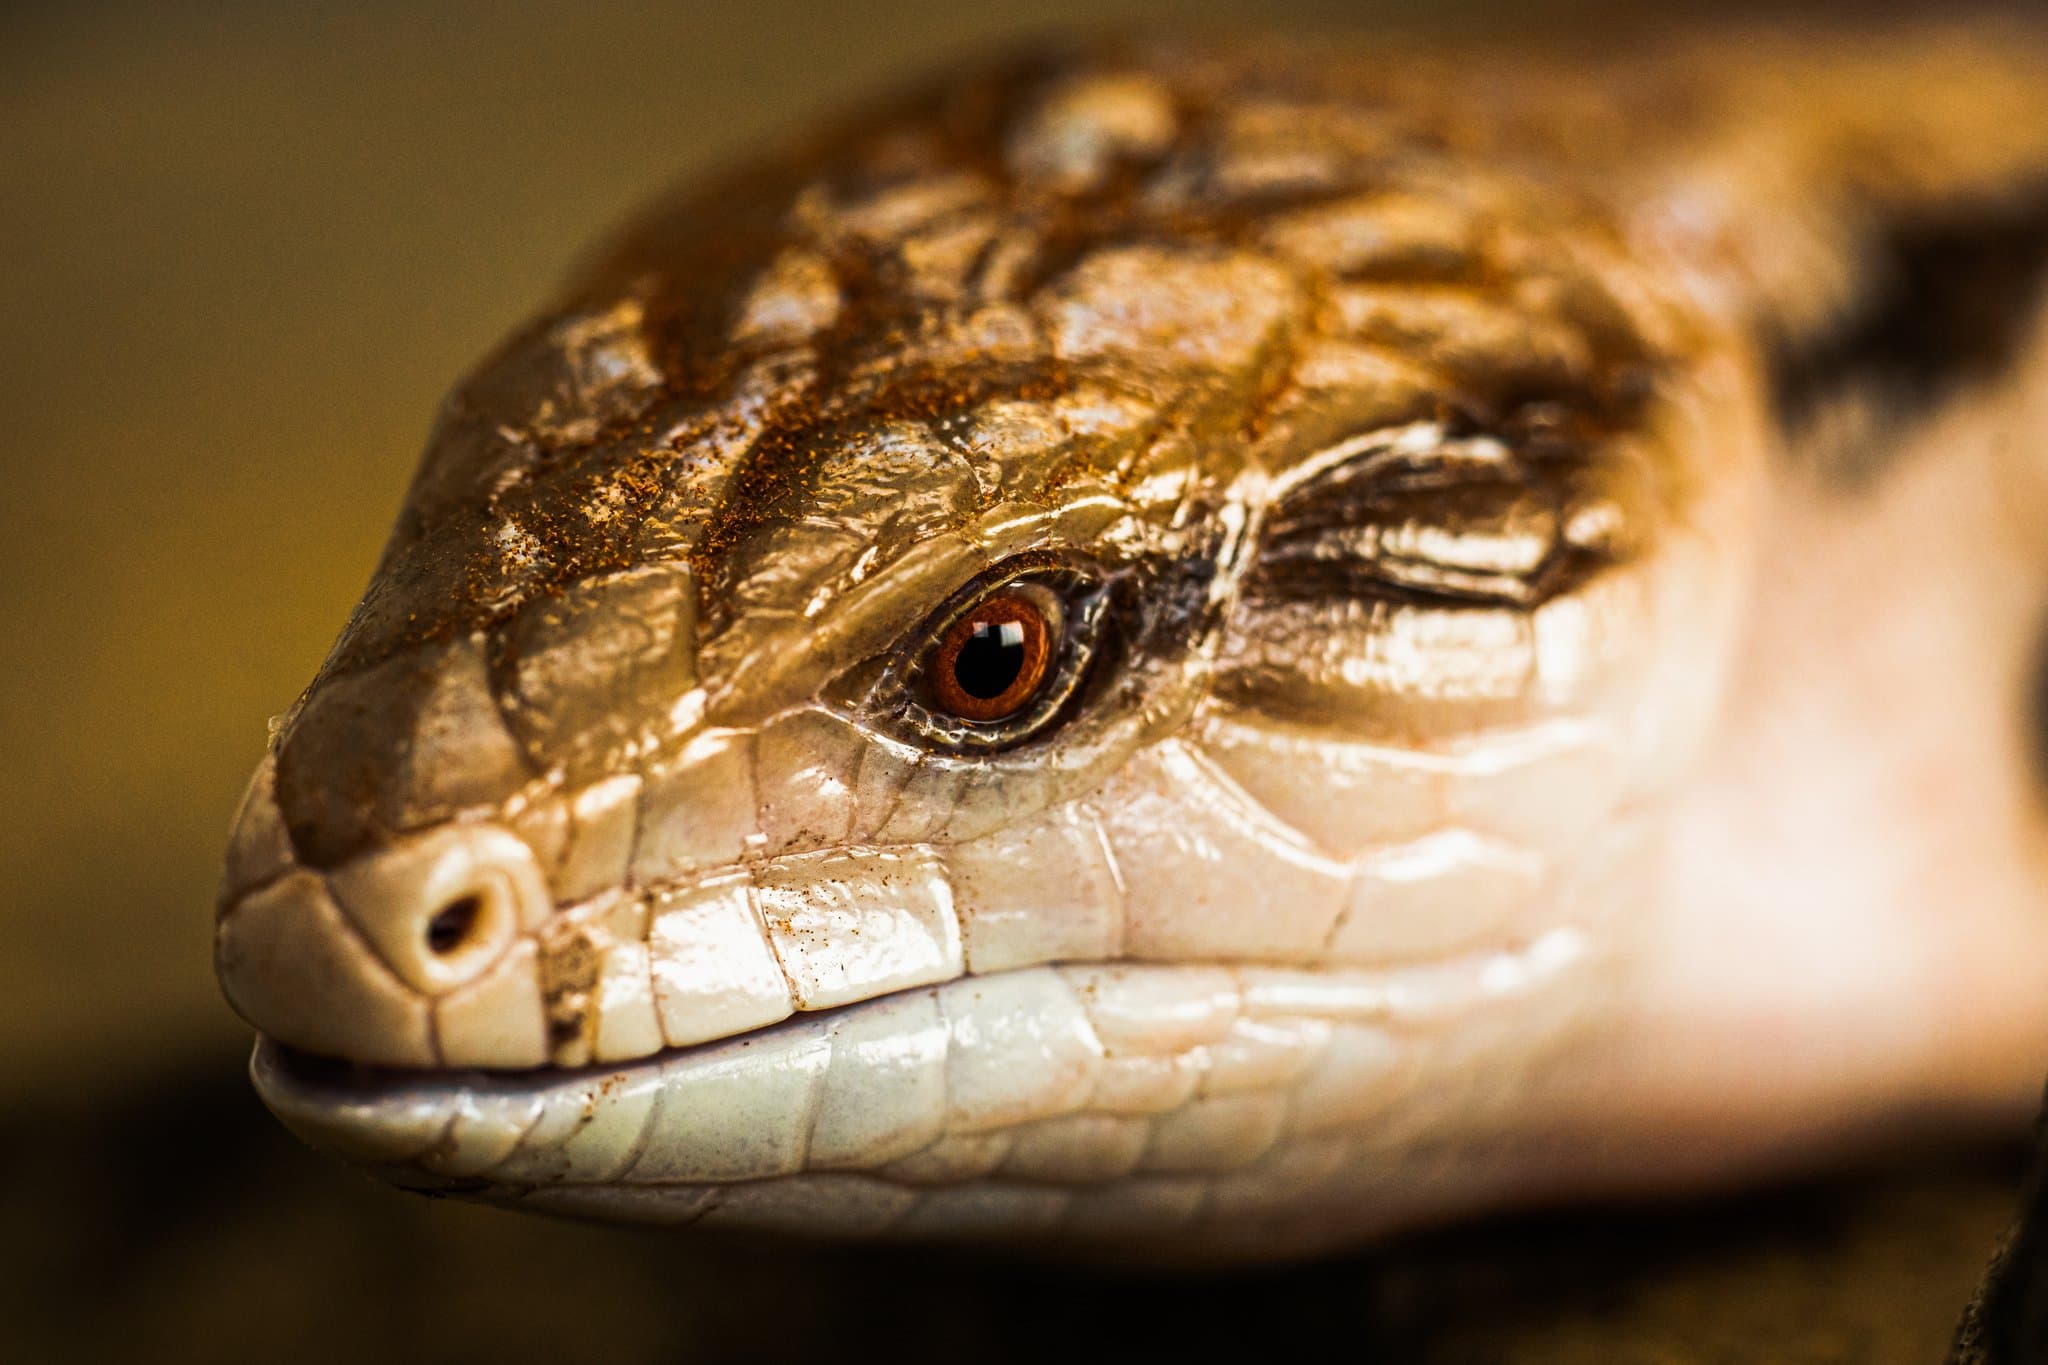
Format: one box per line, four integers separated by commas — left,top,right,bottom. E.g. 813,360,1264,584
217,759,553,1068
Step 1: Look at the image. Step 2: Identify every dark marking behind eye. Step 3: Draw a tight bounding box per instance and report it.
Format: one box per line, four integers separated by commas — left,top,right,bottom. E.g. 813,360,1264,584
2031,606,2048,802
1769,183,2048,487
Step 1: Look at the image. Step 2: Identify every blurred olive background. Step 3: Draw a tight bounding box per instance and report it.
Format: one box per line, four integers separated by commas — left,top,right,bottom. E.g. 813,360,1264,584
0,1,2033,1361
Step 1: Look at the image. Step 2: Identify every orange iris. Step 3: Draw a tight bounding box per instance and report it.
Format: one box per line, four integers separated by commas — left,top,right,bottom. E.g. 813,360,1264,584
929,592,1054,722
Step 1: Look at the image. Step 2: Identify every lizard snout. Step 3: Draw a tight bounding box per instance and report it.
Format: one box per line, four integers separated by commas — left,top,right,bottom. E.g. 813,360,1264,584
216,760,553,1068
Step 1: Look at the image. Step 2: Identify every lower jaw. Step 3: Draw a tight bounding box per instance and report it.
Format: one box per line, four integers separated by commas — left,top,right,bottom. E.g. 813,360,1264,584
252,926,1611,1248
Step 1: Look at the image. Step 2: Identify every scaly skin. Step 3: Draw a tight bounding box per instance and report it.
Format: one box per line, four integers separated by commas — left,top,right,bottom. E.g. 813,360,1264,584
216,21,2048,1259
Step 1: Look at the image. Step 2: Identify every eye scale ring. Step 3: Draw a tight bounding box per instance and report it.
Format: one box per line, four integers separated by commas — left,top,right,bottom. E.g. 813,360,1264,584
864,560,1109,755
930,592,1055,722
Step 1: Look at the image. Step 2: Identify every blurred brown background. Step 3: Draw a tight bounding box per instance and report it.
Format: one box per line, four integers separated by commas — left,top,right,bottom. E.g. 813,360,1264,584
0,1,2032,1361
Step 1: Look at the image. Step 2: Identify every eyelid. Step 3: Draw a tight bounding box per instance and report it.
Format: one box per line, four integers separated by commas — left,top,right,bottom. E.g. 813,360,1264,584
1252,431,1630,611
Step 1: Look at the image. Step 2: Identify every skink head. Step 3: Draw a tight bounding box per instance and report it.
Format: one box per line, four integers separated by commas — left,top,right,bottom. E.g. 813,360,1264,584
215,38,1752,1249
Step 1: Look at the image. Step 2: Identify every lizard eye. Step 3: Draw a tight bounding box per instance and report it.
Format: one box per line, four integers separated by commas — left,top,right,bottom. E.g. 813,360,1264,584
929,589,1058,722
888,563,1110,752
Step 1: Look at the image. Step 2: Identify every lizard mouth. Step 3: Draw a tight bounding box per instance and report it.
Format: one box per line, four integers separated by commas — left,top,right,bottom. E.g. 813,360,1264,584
245,983,999,1185
247,975,957,1192
249,929,1599,1231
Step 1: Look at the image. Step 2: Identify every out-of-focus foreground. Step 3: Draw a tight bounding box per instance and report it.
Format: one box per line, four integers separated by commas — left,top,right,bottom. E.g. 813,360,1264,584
0,2,2037,1360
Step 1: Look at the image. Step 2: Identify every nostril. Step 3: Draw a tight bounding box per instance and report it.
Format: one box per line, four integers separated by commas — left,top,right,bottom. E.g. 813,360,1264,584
326,824,548,995
426,895,484,956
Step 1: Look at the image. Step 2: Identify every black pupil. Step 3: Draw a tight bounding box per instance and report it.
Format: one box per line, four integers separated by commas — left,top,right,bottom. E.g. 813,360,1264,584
954,619,1028,701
